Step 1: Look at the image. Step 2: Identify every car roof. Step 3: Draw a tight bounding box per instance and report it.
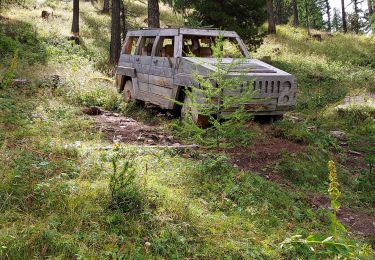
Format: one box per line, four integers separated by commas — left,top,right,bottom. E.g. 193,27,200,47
126,28,239,38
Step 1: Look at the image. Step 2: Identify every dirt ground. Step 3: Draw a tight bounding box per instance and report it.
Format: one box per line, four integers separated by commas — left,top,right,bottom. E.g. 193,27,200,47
84,107,178,146
311,194,375,238
84,107,375,238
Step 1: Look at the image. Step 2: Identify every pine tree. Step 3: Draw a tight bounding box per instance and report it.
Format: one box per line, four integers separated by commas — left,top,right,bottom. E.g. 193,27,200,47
324,0,332,31
332,8,342,32
267,0,277,34
148,0,160,28
71,0,79,36
164,0,267,50
341,0,347,32
102,0,110,14
110,0,121,65
292,0,300,27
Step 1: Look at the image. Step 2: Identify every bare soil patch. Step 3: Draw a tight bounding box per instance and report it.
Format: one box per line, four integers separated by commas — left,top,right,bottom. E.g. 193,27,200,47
228,135,306,182
84,107,178,146
311,194,375,237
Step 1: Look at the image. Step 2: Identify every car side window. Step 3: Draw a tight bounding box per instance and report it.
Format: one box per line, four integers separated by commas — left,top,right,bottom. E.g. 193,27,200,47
155,37,174,57
123,36,139,54
138,36,156,56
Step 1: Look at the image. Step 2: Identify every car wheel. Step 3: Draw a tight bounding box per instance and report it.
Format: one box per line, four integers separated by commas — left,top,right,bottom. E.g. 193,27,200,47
181,95,209,128
116,75,125,93
123,80,134,102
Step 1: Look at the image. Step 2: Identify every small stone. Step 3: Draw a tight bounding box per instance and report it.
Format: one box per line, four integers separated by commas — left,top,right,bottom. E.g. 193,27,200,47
330,130,347,141
348,150,362,156
82,106,102,116
144,242,151,247
307,126,317,132
146,139,155,145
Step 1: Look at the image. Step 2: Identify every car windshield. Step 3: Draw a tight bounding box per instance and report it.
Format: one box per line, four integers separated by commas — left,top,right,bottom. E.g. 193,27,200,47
182,35,245,58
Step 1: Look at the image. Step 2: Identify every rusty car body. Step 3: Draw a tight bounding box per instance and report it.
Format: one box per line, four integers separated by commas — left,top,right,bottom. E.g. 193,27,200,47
115,28,297,121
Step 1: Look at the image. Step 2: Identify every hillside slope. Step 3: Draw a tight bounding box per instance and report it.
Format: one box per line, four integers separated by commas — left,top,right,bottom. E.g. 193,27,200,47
0,1,374,259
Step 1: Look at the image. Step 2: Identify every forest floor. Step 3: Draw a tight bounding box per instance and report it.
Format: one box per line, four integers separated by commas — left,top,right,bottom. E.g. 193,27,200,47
1,1,374,259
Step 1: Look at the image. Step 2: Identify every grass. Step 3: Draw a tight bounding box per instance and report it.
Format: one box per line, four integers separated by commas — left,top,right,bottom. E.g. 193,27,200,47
0,1,374,259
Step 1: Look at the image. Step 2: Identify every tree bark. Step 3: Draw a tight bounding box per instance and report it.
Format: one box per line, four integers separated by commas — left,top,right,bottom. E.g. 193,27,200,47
267,0,276,34
292,0,299,27
341,0,347,33
120,0,127,41
148,0,160,28
71,0,79,36
110,0,121,65
325,0,332,31
103,0,110,13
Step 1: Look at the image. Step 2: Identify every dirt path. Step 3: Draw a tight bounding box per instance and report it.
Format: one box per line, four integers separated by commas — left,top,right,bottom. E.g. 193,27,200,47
84,107,179,146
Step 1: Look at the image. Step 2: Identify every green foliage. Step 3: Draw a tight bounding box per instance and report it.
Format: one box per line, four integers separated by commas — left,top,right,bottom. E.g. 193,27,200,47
178,36,254,148
0,49,18,89
165,0,266,50
106,145,144,213
281,161,373,258
0,17,47,65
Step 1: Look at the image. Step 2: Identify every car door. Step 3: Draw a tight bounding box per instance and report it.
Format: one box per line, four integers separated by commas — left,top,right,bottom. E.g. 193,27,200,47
149,35,178,109
134,35,156,102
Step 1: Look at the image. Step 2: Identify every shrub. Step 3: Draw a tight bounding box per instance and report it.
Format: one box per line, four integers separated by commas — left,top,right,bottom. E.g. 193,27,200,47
107,145,144,213
0,49,18,89
178,35,255,148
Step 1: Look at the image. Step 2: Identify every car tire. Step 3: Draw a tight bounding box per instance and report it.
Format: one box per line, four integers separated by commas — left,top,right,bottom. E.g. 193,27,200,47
181,95,209,128
123,80,134,102
116,75,126,93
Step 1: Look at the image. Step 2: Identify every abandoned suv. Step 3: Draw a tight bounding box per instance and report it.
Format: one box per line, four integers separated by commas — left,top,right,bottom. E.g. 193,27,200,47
115,28,296,122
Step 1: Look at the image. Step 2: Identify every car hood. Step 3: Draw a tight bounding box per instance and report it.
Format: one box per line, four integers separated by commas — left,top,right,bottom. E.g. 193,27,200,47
181,57,292,76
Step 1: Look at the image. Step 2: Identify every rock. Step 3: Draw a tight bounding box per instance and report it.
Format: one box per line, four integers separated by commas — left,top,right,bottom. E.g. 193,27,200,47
336,95,375,111
41,10,51,20
12,79,28,87
144,242,151,247
146,139,155,145
330,130,347,141
348,150,362,157
284,113,304,123
82,106,102,116
172,143,181,147
307,126,317,132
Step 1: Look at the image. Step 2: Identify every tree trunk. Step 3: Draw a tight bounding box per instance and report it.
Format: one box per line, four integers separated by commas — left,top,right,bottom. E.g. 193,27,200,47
353,0,361,33
274,0,281,24
103,0,110,13
110,0,121,65
341,0,347,33
292,0,299,27
368,0,374,16
267,0,276,34
120,0,127,41
71,0,79,36
325,0,332,31
148,0,160,28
